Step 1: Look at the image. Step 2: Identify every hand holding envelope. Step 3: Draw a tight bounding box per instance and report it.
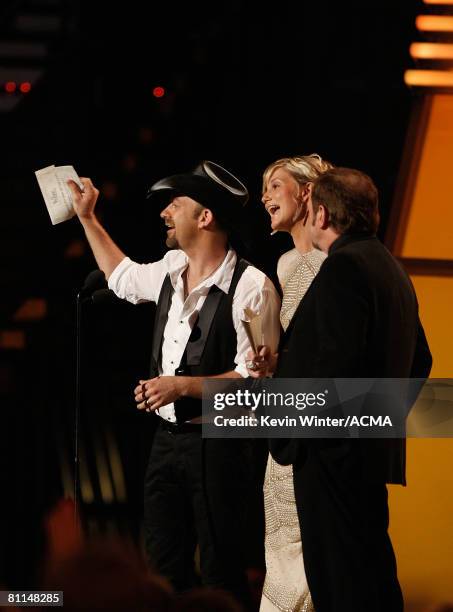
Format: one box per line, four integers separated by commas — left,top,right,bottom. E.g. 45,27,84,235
35,164,84,225
241,307,264,355
241,307,277,377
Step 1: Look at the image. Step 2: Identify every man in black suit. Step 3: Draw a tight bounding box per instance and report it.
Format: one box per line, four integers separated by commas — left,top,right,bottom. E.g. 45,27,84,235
257,168,432,611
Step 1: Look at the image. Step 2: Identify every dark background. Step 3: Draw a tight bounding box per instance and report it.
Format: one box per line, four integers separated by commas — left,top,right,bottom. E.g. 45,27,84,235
0,0,423,588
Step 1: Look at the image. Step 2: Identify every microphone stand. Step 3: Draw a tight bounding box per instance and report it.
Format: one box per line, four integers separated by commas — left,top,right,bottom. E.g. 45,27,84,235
74,290,82,529
74,270,107,529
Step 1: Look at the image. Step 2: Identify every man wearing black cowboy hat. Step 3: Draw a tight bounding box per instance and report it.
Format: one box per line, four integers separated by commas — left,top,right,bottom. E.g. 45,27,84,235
68,161,280,606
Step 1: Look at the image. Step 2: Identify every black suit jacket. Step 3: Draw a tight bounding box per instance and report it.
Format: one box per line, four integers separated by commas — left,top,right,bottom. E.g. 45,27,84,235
271,233,432,485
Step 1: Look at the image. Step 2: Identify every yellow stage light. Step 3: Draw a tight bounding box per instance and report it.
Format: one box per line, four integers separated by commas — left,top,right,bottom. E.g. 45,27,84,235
416,15,453,31
423,0,453,5
410,42,453,59
404,69,453,86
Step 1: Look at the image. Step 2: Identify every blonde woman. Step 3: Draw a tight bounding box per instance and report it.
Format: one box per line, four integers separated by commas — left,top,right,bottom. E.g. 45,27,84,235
258,155,333,612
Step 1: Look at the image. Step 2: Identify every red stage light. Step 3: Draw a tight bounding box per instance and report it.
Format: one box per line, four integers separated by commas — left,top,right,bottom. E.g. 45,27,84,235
5,81,16,93
153,86,165,98
20,82,32,93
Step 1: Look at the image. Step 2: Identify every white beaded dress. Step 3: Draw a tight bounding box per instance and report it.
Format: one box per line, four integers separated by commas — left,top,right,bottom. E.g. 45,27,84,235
260,248,326,612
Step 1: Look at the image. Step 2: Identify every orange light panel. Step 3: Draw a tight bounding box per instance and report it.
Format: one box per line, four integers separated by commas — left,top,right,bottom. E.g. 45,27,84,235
400,94,453,259
416,15,453,31
404,69,453,86
410,42,453,59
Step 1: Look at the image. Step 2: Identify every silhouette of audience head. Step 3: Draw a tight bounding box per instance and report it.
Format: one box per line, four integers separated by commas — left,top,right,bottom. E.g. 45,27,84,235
41,536,172,612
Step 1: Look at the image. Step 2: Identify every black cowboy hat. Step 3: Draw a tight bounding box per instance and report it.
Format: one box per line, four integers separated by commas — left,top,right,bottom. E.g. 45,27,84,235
147,160,249,222
147,160,252,256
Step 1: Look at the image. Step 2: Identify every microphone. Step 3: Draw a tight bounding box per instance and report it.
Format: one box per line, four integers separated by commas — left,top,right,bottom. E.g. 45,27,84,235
77,269,107,302
91,288,119,306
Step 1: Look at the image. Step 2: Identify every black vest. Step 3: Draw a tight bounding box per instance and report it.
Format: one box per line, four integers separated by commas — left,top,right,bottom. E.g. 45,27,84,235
150,258,250,423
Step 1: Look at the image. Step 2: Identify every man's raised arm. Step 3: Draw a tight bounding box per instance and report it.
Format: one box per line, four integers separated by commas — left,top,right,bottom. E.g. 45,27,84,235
67,177,126,279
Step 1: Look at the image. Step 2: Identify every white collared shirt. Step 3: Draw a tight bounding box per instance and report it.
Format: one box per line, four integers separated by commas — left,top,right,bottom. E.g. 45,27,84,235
108,248,281,421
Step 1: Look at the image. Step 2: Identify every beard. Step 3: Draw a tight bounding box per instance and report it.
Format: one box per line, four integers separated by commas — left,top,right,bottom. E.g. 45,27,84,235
166,236,179,248
165,229,179,249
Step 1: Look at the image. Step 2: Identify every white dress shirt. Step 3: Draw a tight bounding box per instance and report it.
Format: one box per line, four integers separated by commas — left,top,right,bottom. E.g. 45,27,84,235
108,248,281,421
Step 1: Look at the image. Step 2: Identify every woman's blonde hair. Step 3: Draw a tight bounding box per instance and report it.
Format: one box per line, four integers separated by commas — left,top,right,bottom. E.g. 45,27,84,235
262,154,334,194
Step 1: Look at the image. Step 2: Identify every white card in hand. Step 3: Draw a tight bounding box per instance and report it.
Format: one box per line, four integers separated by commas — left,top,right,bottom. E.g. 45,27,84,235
35,164,83,225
